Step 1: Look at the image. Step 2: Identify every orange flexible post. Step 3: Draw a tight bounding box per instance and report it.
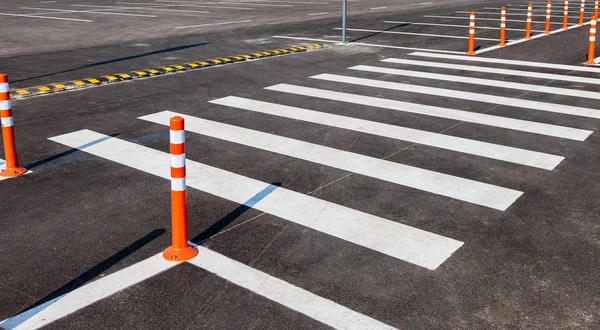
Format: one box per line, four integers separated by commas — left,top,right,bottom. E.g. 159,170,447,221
594,0,598,19
585,16,597,64
500,7,507,46
580,0,586,25
163,116,198,262
467,11,476,55
564,0,570,29
0,74,26,177
545,1,553,34
525,3,533,39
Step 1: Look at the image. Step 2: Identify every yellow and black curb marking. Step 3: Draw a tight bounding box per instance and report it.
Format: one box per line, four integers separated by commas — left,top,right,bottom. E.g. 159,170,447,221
10,44,325,99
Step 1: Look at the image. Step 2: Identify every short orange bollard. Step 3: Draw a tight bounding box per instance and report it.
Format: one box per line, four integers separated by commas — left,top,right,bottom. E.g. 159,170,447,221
525,3,533,39
0,74,26,178
545,1,553,34
500,7,507,46
580,0,586,25
162,116,198,262
585,16,597,64
467,11,476,55
564,0,570,29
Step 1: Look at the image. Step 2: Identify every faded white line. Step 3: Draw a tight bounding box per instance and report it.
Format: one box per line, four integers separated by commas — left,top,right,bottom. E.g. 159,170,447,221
50,130,464,270
334,27,500,41
354,64,600,101
115,2,256,10
383,57,600,85
19,7,158,17
266,84,592,141
141,111,523,210
457,10,567,17
175,19,251,28
382,21,542,32
424,15,566,25
370,6,388,10
71,4,210,13
308,12,329,15
210,96,564,170
0,12,92,22
188,245,398,330
215,1,294,7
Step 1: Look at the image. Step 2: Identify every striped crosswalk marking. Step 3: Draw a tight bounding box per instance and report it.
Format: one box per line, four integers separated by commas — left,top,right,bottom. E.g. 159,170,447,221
49,130,464,270
314,72,600,119
140,111,522,210
350,65,600,101
210,96,563,170
265,84,592,141
408,51,600,73
382,58,600,86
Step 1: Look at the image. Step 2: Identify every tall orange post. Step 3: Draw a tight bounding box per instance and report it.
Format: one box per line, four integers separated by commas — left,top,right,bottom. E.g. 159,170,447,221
594,0,598,19
564,0,570,29
467,11,476,55
500,7,507,46
585,16,597,64
163,116,198,262
580,0,586,25
525,3,533,39
545,1,553,34
0,74,26,177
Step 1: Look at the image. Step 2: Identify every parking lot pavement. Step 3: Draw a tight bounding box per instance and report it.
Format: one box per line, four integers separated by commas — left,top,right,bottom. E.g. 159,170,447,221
2,0,600,329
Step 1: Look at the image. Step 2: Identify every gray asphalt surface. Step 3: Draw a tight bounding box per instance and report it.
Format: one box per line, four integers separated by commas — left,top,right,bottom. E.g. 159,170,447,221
1,0,600,329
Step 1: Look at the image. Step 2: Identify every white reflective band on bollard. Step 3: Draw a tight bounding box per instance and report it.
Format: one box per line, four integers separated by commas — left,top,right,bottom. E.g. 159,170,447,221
170,130,185,144
1,116,14,127
171,178,186,191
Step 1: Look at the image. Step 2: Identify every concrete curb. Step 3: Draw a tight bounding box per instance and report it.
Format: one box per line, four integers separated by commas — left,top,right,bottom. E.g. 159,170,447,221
9,44,325,99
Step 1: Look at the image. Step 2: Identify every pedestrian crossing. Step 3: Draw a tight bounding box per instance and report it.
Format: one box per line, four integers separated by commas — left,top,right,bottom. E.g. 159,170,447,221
47,51,599,328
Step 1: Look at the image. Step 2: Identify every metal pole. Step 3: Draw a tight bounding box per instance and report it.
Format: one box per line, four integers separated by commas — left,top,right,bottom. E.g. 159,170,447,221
342,0,347,44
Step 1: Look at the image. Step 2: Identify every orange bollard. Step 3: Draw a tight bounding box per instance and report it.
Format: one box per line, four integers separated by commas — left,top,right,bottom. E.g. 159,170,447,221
500,7,507,46
545,1,553,34
0,74,26,178
162,116,198,262
585,16,597,64
595,0,598,19
564,0,570,29
580,0,586,25
525,3,533,39
467,11,476,55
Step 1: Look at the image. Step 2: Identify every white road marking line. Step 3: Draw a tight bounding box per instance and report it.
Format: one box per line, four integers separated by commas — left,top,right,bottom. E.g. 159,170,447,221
270,36,466,54
210,96,564,170
383,57,600,86
215,1,294,7
174,19,252,28
239,0,327,3
420,2,433,4
485,6,568,12
409,51,600,73
457,10,566,17
1,253,176,330
308,12,329,15
71,4,210,13
353,64,600,101
370,6,388,10
115,2,256,10
39,1,58,3
348,66,600,115
424,15,566,25
141,111,522,210
50,130,464,270
0,12,93,22
333,27,500,41
382,20,542,32
188,245,398,330
266,84,592,141
19,7,158,17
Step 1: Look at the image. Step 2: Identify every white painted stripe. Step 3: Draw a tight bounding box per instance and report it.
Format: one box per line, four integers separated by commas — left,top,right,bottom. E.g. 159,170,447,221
49,130,464,270
424,15,565,25
174,20,252,28
171,177,186,191
333,27,498,41
270,36,466,54
116,2,256,10
170,130,185,144
216,1,294,7
408,51,600,73
350,66,600,118
0,83,8,93
0,12,93,22
171,153,185,168
0,100,10,110
383,57,600,86
308,12,329,15
71,4,210,13
3,253,176,330
382,21,541,32
142,111,523,210
351,64,600,101
1,117,13,127
188,245,398,330
19,7,158,17
457,10,564,17
210,96,564,170
265,84,591,141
